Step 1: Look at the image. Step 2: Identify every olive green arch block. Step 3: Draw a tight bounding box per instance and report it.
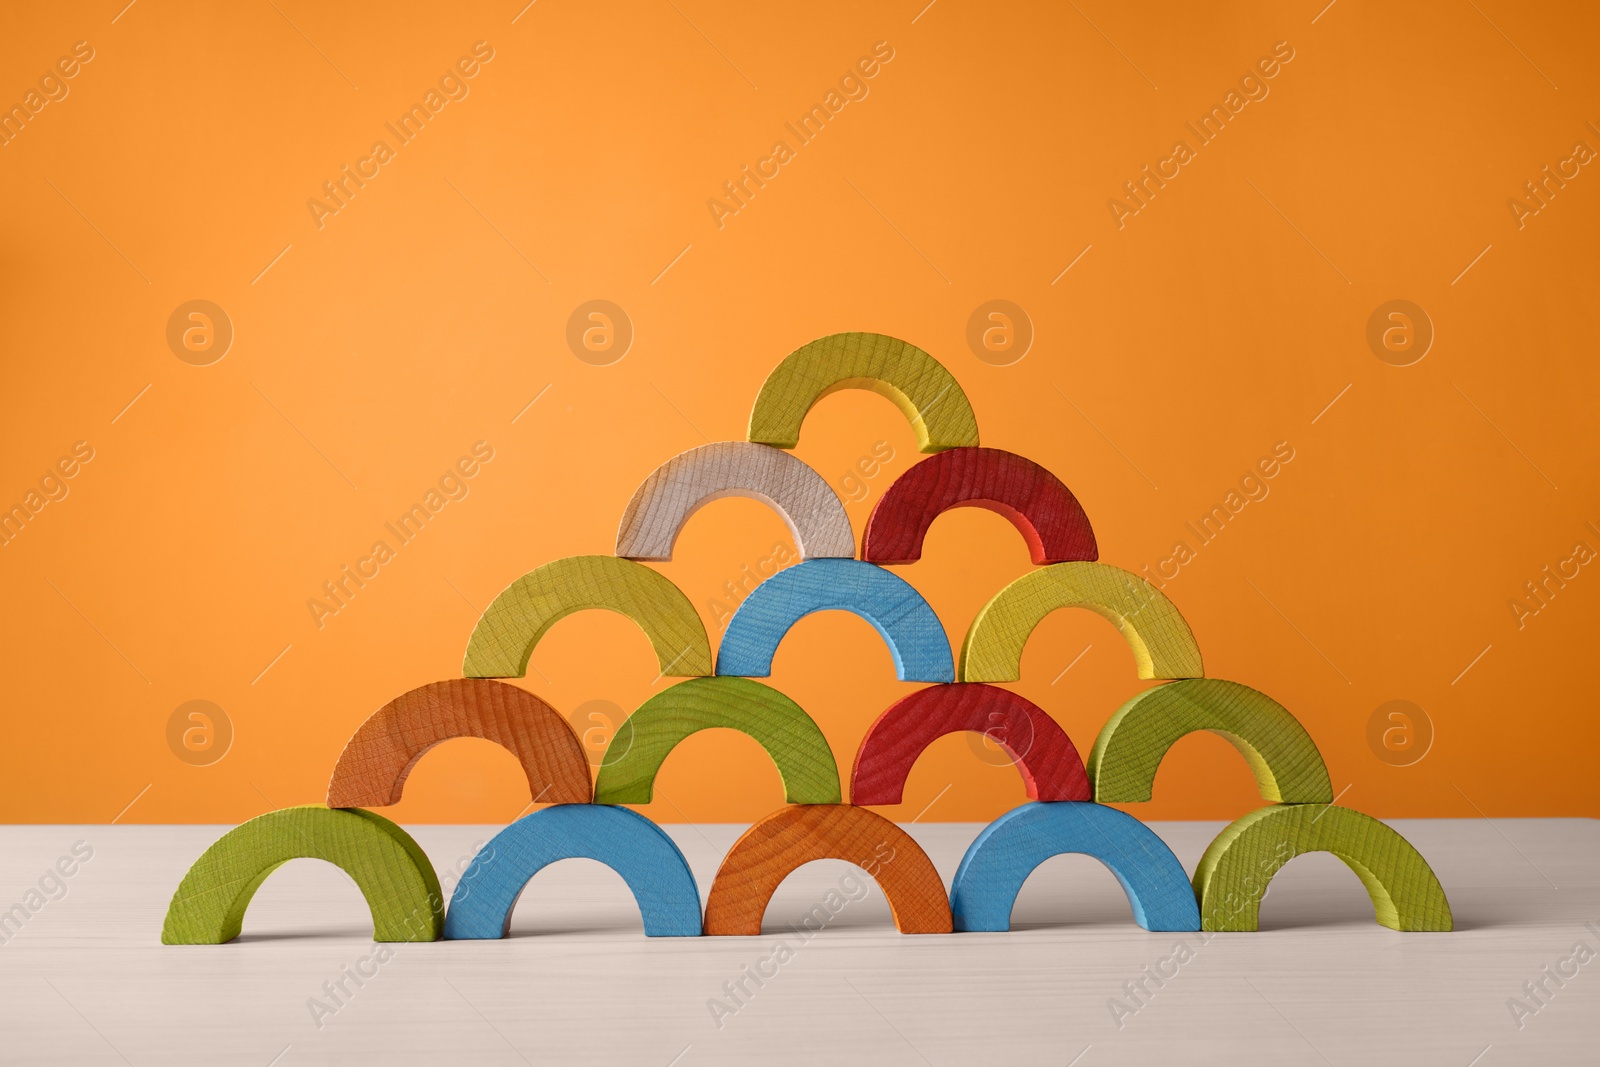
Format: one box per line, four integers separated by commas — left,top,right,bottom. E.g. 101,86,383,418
162,806,444,944
594,677,841,805
1088,679,1333,804
1194,804,1452,932
747,332,980,453
961,562,1204,682
463,555,711,679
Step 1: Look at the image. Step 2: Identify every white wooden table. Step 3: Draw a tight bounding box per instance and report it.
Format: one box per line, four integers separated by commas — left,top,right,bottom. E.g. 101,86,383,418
1,819,1594,1065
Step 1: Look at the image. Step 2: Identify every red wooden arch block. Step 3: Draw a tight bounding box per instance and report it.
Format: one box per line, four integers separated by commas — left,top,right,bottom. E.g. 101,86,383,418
861,447,1097,565
851,683,1091,805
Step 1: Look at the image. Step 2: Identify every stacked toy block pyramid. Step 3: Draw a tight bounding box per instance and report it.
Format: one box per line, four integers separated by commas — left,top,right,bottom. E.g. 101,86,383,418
162,332,1453,945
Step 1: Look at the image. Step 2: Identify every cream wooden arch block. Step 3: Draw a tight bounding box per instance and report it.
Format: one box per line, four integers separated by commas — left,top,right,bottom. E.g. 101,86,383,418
615,442,855,561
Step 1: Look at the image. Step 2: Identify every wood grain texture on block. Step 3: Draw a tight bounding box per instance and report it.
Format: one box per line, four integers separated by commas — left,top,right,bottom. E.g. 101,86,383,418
850,683,1090,805
747,332,979,453
463,555,711,679
1088,679,1332,804
703,804,952,935
862,447,1097,565
594,677,839,805
615,441,854,561
326,679,592,809
717,558,954,682
1194,804,1453,932
960,562,1203,682
442,805,701,938
949,801,1199,932
161,806,443,945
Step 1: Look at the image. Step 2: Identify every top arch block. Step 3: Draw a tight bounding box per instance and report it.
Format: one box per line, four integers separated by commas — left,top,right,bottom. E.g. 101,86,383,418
616,442,854,561
747,333,980,454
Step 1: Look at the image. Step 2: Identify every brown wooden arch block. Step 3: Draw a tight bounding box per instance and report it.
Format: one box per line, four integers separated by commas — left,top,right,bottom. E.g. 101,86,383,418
703,804,951,935
326,679,592,809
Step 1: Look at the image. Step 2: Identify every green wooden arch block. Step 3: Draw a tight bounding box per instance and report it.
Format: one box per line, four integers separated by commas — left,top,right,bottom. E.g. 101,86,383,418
463,555,711,679
162,806,444,944
748,332,980,453
961,562,1203,682
1088,679,1333,804
1194,804,1452,932
594,677,841,805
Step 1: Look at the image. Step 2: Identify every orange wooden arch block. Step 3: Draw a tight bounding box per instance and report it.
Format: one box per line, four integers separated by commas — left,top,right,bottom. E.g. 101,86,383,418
326,679,593,809
704,805,952,935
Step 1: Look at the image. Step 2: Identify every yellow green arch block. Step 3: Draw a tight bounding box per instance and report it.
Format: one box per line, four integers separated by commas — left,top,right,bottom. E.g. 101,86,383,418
463,555,711,679
162,806,443,944
1088,679,1332,804
961,562,1203,682
1194,804,1452,932
748,332,980,453
595,677,840,805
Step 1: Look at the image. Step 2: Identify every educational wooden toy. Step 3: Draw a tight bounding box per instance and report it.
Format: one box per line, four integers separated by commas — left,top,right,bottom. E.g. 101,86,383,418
862,447,1098,565
747,332,980,452
462,554,712,679
593,677,840,805
164,330,1451,945
615,441,855,561
443,805,702,938
703,804,952,935
162,806,443,944
960,561,1204,681
1087,679,1333,804
326,678,593,809
1193,804,1453,932
717,557,954,682
851,683,1091,805
949,802,1200,932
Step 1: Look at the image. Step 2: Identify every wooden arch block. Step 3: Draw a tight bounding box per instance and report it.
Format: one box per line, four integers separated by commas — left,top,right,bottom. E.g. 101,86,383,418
463,555,711,679
961,562,1203,682
594,677,840,805
442,805,702,938
949,801,1199,932
862,447,1097,565
161,806,443,944
716,558,953,682
326,679,593,809
747,332,980,453
615,441,855,561
850,683,1090,805
1194,804,1452,932
1088,679,1333,804
703,805,951,935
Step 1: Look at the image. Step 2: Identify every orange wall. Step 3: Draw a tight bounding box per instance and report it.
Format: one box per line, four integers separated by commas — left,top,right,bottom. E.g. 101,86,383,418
1,1,1595,825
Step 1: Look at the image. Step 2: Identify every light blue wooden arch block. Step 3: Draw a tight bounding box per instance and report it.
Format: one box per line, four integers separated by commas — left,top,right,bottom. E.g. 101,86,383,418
716,558,954,682
950,801,1200,932
443,805,702,938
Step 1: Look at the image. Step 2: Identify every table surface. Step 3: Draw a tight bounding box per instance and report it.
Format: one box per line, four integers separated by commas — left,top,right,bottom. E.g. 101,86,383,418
0,818,1595,1066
